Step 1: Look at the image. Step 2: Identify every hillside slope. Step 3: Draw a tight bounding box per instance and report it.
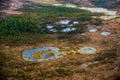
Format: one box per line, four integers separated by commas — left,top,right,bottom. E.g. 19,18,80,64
32,0,120,7
31,0,120,15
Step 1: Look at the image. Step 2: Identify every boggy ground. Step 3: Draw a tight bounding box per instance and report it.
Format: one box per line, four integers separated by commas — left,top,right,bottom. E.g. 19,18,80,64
0,23,120,80
0,1,120,80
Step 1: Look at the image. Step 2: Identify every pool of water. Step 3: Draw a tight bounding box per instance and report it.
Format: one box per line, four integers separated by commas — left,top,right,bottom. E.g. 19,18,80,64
73,21,79,24
49,28,58,32
101,31,111,36
79,7,116,16
61,27,77,32
80,63,88,68
78,47,96,54
100,16,117,20
60,20,71,25
23,47,60,62
46,24,54,29
89,28,97,33
80,61,98,68
23,46,97,62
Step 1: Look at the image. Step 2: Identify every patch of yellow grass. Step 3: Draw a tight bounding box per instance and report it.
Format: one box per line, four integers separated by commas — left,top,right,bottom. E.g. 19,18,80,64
0,29,119,80
45,52,55,58
116,18,120,23
32,49,53,59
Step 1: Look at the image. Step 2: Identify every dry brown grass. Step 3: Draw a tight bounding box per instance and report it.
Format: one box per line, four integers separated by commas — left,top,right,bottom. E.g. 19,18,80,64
0,42,120,80
0,21,120,80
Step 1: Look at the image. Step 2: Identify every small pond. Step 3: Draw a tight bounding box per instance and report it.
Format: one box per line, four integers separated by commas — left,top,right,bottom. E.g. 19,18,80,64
23,47,60,62
80,61,98,68
80,63,88,68
49,28,58,32
46,24,54,29
78,47,96,54
89,28,97,33
73,21,79,24
61,27,77,32
60,20,71,25
101,31,111,36
23,46,97,62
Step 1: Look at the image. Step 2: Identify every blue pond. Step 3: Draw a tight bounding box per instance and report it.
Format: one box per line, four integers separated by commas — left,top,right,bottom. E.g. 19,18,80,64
61,27,77,32
23,47,59,62
101,31,111,36
60,20,71,25
89,28,97,32
78,47,96,54
46,24,54,29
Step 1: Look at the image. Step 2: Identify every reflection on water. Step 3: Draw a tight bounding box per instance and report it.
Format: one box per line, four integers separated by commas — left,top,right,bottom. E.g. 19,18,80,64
60,20,71,25
46,24,54,29
73,21,79,24
79,7,117,20
49,28,58,32
80,63,88,68
78,47,97,54
23,47,59,62
61,27,77,32
79,7,116,16
89,28,97,33
53,4,117,20
23,46,97,62
101,31,111,36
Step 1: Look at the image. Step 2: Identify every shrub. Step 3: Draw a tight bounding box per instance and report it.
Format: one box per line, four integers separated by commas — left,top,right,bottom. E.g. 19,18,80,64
0,15,43,36
94,48,117,61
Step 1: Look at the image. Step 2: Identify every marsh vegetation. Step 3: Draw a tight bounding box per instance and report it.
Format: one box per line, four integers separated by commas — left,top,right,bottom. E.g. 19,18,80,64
0,1,120,80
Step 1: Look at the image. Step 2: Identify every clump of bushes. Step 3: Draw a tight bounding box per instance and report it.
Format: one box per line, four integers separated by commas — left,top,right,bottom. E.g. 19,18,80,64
0,15,43,36
94,48,117,61
90,18,102,26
